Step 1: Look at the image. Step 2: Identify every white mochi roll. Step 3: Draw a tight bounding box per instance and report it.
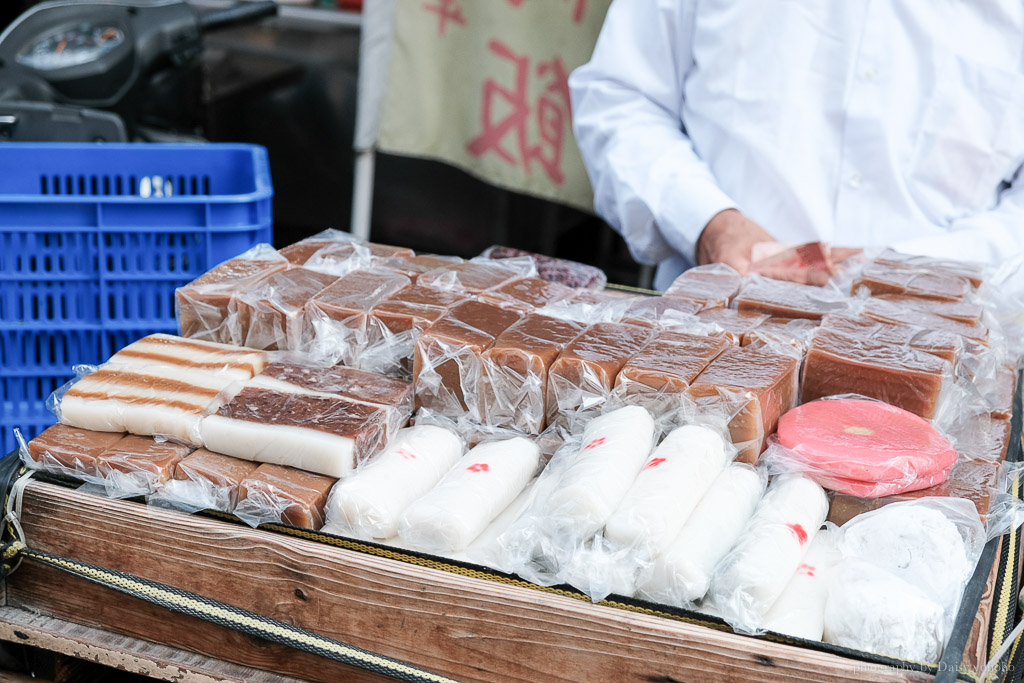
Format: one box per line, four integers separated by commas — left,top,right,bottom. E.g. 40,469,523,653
544,405,655,535
763,529,839,641
460,480,540,571
398,437,540,554
604,424,730,551
636,463,764,606
326,425,464,539
709,474,829,633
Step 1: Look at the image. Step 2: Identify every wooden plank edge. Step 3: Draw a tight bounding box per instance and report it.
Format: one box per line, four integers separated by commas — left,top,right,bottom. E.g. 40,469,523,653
0,606,306,683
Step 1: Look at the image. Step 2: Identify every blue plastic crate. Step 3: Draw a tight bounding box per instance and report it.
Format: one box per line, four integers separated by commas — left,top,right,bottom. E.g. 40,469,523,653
0,143,274,452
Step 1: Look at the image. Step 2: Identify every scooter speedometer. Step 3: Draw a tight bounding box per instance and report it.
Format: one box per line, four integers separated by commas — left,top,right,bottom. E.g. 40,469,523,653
17,23,125,72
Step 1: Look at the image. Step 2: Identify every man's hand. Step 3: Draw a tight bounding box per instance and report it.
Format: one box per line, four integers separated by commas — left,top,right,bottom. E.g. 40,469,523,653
697,209,777,273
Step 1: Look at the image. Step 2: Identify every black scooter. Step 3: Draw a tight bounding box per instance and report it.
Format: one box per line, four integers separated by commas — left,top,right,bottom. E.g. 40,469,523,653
0,0,277,142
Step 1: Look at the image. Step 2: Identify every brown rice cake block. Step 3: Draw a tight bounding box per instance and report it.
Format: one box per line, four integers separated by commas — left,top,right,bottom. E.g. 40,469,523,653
818,314,961,364
827,458,1000,526
238,463,336,530
481,314,586,433
232,267,338,351
734,277,849,320
862,297,988,342
27,424,124,475
413,300,523,417
801,327,951,419
95,435,193,491
376,254,463,282
697,307,769,344
173,448,260,509
663,264,742,309
852,263,972,302
741,317,819,356
176,253,287,343
873,293,984,325
872,248,985,288
545,322,654,423
620,296,703,328
418,261,522,294
480,276,575,312
280,239,413,266
617,331,732,394
687,346,799,463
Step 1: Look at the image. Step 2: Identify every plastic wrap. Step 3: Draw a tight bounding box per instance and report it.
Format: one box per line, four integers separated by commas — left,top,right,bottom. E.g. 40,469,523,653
801,326,953,419
460,479,541,571
478,245,607,290
154,448,260,513
545,323,654,427
375,254,464,282
873,293,985,325
954,411,1014,462
827,458,1001,526
769,398,958,497
686,346,800,463
364,285,469,377
818,313,962,364
93,435,193,497
852,263,973,302
872,248,986,288
663,264,742,309
696,308,770,344
304,241,415,278
413,300,523,419
708,474,829,633
734,276,850,320
500,406,656,587
604,424,732,553
418,261,523,295
198,387,391,478
55,364,239,447
231,267,338,351
106,333,268,382
619,296,704,329
303,269,411,365
234,462,337,530
762,529,839,640
20,423,124,479
740,317,819,359
397,436,540,554
479,276,575,312
175,243,288,344
635,463,767,607
479,314,586,434
324,425,464,540
860,296,990,343
823,498,985,662
615,331,732,411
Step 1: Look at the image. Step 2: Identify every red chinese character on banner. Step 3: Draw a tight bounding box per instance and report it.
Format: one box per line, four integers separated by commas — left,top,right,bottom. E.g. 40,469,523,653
466,39,572,186
423,0,466,37
642,457,667,471
504,0,588,23
467,463,490,473
583,437,606,450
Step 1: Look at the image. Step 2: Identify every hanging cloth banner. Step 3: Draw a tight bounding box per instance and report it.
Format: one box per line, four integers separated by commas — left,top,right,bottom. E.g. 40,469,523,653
376,0,611,212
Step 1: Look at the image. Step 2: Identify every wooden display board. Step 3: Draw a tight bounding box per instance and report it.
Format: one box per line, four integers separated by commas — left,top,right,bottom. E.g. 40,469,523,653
0,479,1003,683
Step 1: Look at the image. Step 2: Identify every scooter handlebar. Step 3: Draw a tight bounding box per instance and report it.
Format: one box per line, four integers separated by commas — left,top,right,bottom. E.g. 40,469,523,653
197,1,278,32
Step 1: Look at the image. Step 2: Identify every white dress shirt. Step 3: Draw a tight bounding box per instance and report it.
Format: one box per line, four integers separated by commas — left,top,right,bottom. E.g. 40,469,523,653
569,0,1024,289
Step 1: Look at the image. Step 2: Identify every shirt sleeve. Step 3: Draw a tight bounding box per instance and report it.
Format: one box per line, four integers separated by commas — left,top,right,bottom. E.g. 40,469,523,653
569,0,736,266
893,171,1024,264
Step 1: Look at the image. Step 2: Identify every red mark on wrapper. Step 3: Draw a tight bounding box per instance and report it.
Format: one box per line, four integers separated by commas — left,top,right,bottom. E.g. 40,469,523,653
643,457,667,471
397,448,417,460
467,463,490,473
787,523,808,545
798,563,816,577
583,437,606,450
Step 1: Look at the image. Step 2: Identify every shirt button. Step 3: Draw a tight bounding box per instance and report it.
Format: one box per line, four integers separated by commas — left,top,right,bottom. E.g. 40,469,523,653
862,67,878,81
849,173,863,189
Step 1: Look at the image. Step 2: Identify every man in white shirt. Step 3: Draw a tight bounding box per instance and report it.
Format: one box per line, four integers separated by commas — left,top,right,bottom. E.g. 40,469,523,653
570,0,1024,289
